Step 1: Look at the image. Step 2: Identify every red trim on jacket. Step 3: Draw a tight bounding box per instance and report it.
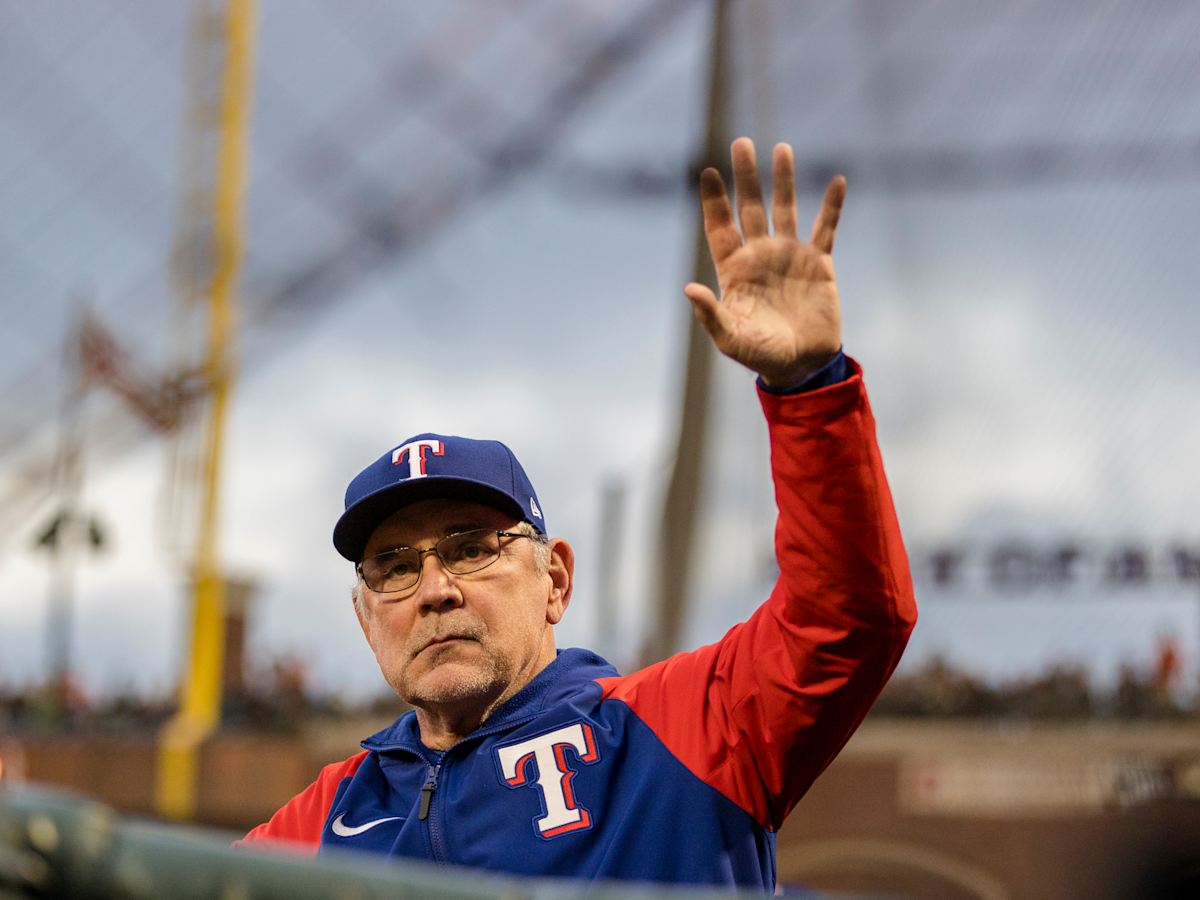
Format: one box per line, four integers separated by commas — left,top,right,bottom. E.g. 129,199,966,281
598,362,916,830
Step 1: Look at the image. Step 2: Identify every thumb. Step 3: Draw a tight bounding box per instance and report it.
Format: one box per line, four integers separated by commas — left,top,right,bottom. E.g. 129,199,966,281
683,282,730,342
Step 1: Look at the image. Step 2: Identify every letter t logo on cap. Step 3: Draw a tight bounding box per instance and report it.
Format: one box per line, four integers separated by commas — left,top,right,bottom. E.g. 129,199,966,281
391,439,444,478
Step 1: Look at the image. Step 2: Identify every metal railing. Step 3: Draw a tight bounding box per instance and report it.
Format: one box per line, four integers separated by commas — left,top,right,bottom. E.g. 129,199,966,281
0,785,765,899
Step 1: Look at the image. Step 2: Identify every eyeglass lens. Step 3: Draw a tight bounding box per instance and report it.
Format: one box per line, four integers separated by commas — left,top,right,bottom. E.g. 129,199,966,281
361,529,502,593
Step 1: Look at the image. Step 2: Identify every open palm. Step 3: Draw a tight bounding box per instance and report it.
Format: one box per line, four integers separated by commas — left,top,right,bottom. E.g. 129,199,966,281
684,139,846,388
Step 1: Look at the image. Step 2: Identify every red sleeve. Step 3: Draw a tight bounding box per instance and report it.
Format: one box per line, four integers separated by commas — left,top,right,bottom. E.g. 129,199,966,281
598,360,916,830
235,751,369,852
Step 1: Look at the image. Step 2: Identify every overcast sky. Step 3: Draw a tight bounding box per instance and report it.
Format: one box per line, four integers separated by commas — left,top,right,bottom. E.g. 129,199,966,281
2,0,1199,700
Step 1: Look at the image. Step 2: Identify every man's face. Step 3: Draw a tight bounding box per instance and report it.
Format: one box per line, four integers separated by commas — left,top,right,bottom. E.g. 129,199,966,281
354,498,573,717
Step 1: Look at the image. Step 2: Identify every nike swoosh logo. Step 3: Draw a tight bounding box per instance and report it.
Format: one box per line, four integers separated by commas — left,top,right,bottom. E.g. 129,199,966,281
330,812,404,837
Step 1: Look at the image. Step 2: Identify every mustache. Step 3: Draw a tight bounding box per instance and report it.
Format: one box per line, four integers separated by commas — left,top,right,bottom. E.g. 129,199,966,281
411,620,486,655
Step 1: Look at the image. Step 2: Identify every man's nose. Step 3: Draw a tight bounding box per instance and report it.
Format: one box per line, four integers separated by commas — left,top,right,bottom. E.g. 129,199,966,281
413,549,464,613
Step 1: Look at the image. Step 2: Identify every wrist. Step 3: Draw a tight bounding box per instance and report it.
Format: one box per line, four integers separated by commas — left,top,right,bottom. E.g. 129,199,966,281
758,349,847,394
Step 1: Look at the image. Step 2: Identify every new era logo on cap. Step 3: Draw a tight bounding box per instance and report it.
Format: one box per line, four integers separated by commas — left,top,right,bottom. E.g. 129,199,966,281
333,432,546,562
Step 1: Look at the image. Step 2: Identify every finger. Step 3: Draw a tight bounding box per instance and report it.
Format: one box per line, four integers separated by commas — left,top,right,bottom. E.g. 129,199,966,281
731,137,768,240
683,282,731,342
698,167,742,263
771,143,798,237
809,175,847,255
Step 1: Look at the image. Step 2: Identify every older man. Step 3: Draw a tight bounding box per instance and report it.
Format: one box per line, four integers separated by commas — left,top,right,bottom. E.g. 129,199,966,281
240,138,917,891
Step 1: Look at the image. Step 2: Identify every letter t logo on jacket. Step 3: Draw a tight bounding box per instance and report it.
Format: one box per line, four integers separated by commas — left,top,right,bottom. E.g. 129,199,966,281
495,723,600,839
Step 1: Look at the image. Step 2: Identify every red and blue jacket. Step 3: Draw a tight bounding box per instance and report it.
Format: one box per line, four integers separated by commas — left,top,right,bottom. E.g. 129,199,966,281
240,361,917,889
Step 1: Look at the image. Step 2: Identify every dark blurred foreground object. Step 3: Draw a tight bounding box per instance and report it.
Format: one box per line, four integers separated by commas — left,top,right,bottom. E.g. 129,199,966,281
0,786,776,900
1122,845,1200,900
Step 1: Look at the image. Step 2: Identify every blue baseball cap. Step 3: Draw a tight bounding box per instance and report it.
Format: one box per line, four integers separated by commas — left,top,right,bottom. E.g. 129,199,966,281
332,433,546,562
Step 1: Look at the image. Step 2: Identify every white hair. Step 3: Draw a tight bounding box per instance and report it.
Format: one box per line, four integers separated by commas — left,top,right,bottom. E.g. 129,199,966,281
512,520,551,574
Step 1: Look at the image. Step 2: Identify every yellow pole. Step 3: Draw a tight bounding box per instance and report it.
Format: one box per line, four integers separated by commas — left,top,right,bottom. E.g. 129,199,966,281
158,0,256,821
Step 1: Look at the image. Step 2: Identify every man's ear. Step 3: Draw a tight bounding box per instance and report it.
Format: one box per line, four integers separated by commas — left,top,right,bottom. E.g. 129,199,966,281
545,538,574,625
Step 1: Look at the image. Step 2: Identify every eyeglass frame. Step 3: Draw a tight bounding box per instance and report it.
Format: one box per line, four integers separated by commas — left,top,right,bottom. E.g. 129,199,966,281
355,528,534,596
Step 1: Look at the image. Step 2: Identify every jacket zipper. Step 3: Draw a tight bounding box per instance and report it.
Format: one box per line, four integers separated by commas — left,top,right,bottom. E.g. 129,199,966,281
416,712,541,865
418,763,439,821
419,761,446,863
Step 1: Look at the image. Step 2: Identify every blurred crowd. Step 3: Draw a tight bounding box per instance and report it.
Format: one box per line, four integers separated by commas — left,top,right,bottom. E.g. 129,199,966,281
1,641,1192,733
875,636,1190,719
0,655,405,735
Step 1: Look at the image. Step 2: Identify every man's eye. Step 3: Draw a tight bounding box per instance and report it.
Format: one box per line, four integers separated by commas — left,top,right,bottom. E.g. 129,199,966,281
372,553,416,578
449,540,487,562
387,559,417,577
441,531,498,566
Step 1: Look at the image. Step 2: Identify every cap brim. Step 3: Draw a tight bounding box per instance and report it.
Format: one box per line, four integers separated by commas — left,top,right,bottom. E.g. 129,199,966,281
333,476,532,562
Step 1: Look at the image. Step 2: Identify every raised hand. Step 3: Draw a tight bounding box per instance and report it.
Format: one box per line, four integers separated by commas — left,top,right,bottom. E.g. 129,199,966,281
684,138,846,388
